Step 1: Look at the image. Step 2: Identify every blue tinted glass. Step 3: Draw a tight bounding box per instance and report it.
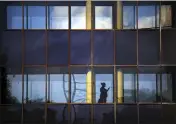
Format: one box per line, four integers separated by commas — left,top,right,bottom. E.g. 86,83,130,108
49,74,69,103
49,6,68,29
71,67,88,103
48,31,68,65
28,6,46,29
138,30,160,65
137,6,155,29
2,31,22,67
26,74,46,102
71,31,91,65
7,6,27,29
25,31,46,65
123,6,135,29
138,74,156,102
93,31,114,65
124,74,136,103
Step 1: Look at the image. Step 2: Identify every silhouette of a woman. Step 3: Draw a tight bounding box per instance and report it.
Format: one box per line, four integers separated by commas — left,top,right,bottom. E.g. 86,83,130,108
98,82,110,103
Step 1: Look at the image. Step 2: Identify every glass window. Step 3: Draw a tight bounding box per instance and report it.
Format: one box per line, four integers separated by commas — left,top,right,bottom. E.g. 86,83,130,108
158,5,172,27
71,67,87,103
49,6,68,29
137,6,155,29
94,67,114,103
7,6,27,29
124,74,136,103
28,6,46,29
123,6,135,29
95,6,113,29
25,74,45,103
138,74,156,102
8,74,23,104
157,74,172,102
71,6,86,29
49,74,69,103
48,67,68,103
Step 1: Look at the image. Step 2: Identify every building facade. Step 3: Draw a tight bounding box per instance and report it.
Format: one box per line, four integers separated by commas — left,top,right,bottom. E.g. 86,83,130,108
0,1,176,124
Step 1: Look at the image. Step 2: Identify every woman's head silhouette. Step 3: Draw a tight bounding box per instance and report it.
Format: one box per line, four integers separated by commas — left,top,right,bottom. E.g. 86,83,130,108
101,82,106,87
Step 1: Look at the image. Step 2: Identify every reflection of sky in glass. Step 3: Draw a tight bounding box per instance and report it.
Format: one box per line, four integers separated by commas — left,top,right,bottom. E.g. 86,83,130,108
71,6,86,29
49,6,68,29
95,74,113,103
137,6,155,29
123,6,134,29
95,6,112,29
50,74,68,103
7,6,27,29
28,6,46,29
71,74,86,103
7,5,171,29
9,73,171,103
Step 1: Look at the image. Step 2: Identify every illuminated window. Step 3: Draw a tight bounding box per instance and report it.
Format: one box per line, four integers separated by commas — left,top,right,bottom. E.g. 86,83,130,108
95,6,113,29
7,6,27,29
71,6,86,29
28,6,46,29
49,6,68,29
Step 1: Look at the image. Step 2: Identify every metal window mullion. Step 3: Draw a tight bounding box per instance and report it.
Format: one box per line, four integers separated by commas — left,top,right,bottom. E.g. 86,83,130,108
44,2,48,124
136,2,140,124
21,1,25,124
68,2,72,124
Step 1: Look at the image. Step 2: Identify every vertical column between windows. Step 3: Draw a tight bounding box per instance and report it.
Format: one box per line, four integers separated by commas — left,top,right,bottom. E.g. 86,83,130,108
117,69,124,103
117,1,122,29
86,0,91,29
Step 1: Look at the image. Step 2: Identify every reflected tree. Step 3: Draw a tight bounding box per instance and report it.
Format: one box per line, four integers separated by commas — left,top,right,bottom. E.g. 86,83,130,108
0,51,19,104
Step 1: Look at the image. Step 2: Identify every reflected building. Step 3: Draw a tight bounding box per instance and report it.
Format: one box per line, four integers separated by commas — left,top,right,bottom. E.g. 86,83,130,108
0,1,176,124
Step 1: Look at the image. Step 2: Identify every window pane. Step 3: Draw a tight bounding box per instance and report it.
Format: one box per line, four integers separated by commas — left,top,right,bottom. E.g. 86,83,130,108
24,67,46,103
0,105,22,123
94,105,114,124
71,67,88,103
157,74,172,102
71,6,86,29
160,5,172,27
124,74,136,103
25,31,46,65
49,74,68,103
48,31,68,65
47,105,68,123
139,105,162,124
138,74,156,102
70,31,91,65
123,6,135,29
137,6,155,29
24,104,45,123
116,105,138,124
28,6,46,29
93,31,114,65
94,67,114,103
26,74,45,102
7,6,27,29
49,6,68,29
95,6,112,29
8,75,23,104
